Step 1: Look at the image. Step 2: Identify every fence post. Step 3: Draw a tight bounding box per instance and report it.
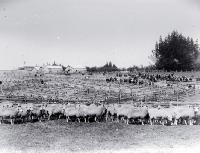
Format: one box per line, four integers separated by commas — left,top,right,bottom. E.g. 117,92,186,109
0,85,3,95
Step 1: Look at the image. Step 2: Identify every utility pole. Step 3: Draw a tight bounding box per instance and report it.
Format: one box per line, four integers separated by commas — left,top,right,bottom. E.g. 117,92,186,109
118,88,121,104
109,83,111,98
176,90,179,102
118,82,121,104
130,88,133,98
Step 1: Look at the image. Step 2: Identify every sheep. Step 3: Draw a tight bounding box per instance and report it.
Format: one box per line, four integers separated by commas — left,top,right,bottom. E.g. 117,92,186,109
106,104,148,124
0,106,22,125
45,103,65,120
126,107,149,125
171,106,196,125
148,107,173,126
64,104,79,122
81,103,106,122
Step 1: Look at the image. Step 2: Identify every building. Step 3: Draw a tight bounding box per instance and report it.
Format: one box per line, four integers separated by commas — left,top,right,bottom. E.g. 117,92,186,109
42,65,63,74
65,65,75,73
18,66,35,71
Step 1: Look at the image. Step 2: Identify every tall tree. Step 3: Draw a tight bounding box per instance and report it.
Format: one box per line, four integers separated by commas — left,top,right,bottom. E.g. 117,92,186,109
152,31,200,71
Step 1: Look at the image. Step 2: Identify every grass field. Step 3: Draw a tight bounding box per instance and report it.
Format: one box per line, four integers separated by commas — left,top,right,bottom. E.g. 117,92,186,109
0,120,200,153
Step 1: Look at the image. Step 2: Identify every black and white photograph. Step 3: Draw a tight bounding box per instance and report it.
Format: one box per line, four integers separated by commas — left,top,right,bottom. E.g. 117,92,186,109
1,0,200,153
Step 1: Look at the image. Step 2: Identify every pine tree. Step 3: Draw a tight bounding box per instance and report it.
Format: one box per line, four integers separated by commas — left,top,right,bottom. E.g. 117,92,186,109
152,31,200,71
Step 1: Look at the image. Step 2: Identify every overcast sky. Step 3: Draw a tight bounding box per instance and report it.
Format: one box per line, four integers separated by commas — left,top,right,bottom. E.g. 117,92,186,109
0,0,200,69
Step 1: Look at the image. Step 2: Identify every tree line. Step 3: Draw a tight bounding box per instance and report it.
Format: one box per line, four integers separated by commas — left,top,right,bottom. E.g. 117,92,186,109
86,62,119,72
86,31,200,72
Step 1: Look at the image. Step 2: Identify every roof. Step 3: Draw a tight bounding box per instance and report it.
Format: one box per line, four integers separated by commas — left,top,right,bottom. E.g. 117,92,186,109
66,65,74,69
33,66,41,70
18,66,35,70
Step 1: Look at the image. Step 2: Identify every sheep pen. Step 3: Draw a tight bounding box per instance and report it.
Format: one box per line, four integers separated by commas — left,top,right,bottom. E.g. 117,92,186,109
1,70,200,152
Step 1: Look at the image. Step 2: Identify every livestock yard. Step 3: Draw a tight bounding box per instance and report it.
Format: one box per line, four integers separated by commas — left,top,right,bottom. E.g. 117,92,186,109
1,70,200,153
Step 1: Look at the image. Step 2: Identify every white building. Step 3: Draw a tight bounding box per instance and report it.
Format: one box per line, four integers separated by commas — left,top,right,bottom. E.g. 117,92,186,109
65,65,75,73
42,65,63,74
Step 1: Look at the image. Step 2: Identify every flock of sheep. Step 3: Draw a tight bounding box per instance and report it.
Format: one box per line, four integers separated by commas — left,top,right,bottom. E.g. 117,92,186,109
1,70,200,127
0,100,200,126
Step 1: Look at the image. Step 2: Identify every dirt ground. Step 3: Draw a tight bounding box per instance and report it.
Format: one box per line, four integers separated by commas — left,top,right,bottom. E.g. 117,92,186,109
0,120,200,153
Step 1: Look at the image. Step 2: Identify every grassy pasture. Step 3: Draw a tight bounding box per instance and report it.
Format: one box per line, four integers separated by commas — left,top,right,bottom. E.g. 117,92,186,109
0,120,200,153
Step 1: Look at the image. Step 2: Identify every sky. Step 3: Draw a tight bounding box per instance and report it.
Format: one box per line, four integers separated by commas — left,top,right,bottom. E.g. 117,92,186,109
0,0,200,70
